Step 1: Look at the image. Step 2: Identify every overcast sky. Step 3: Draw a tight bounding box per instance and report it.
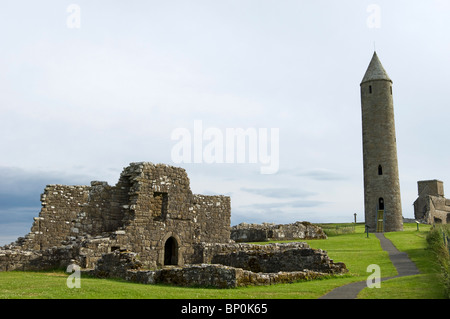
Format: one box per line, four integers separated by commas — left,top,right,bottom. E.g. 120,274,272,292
1,1,450,245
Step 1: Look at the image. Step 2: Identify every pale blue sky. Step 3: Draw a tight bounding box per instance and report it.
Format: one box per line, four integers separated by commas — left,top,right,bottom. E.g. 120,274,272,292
1,1,450,244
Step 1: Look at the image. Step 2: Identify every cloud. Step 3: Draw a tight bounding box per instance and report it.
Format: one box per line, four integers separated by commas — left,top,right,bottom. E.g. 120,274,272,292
0,207,38,224
0,221,33,246
278,168,348,181
230,203,328,226
0,194,39,210
0,166,95,224
240,187,316,198
0,207,40,246
0,166,94,204
0,166,104,245
247,200,326,210
297,169,347,181
0,1,448,242
0,166,93,192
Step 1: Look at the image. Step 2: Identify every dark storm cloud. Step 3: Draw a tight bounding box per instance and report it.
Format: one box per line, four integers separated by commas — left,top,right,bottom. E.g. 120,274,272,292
0,166,93,223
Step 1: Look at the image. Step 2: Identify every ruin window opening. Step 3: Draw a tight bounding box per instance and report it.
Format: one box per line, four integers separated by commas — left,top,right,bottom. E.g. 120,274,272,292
390,86,392,95
378,198,384,210
369,85,372,94
378,165,383,175
154,192,168,219
164,237,178,266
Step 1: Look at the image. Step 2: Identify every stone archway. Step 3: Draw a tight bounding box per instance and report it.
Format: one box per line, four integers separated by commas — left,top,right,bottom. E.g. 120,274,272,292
164,236,179,266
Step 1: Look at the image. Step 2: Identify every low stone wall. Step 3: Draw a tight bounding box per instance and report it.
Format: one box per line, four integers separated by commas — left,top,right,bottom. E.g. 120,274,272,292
0,246,77,271
86,242,347,288
91,249,143,278
125,264,330,288
193,242,309,264
0,249,42,271
127,264,238,288
231,221,327,242
86,251,332,288
194,242,346,274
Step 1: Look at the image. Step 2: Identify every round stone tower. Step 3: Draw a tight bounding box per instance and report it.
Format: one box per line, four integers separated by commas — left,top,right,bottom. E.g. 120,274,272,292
360,52,403,232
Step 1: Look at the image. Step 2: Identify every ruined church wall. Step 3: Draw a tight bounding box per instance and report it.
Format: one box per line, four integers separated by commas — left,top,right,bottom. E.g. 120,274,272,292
191,195,231,244
108,163,231,268
21,184,90,250
414,195,450,224
19,180,130,251
111,163,197,268
3,162,232,270
414,180,450,224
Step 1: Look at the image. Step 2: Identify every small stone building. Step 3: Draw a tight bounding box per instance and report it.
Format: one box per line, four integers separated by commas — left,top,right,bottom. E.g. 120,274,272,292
1,162,231,270
414,180,450,224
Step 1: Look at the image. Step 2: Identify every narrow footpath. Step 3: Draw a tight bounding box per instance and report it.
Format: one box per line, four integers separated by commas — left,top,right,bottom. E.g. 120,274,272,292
319,233,420,299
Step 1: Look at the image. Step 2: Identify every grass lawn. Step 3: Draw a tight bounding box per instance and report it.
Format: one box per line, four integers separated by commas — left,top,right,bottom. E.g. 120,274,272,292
358,223,446,299
0,223,446,299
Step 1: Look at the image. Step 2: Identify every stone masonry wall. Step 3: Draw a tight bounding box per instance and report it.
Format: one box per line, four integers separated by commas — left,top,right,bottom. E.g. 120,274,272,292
191,194,231,245
125,265,329,288
192,242,347,274
17,181,130,251
22,184,90,250
414,180,450,224
87,248,344,288
2,162,231,271
0,245,78,271
108,162,231,268
231,221,327,242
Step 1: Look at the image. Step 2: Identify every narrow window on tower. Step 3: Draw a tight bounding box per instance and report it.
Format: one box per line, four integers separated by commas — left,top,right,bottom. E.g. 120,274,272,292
378,165,383,175
369,85,372,94
390,86,392,95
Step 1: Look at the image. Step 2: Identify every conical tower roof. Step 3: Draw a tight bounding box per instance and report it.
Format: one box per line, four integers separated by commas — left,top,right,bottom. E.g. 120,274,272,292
361,51,392,84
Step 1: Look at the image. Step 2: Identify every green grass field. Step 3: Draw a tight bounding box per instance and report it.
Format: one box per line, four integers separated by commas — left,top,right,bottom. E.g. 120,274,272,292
0,223,447,299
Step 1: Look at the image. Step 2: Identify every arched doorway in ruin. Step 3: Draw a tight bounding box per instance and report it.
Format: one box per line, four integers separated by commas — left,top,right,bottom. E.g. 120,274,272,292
164,236,179,266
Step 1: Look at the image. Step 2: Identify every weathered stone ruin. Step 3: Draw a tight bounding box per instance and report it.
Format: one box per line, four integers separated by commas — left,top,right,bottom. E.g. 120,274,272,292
88,242,346,288
0,162,230,270
231,221,327,242
0,162,347,288
414,180,450,224
195,242,344,273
